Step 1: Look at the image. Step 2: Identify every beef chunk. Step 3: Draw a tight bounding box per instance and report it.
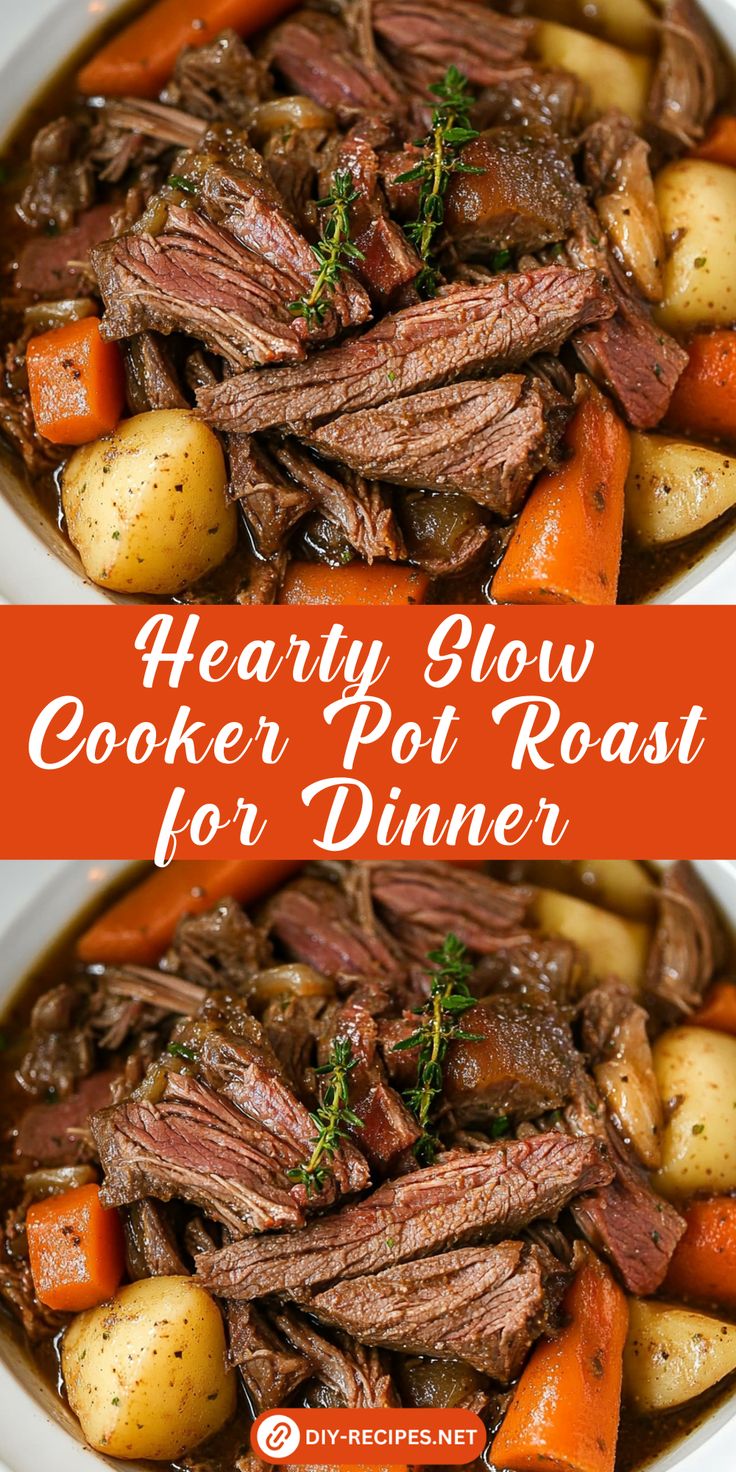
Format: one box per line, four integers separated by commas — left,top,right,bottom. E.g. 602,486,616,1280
306,1241,566,1381
18,117,95,232
162,30,269,125
262,996,328,1092
228,436,313,559
168,896,272,991
196,1134,612,1298
384,999,578,1125
15,204,115,298
124,332,188,414
16,984,95,1099
93,206,310,370
272,1308,397,1407
373,0,535,93
326,121,422,304
445,127,579,258
227,1302,311,1412
645,861,726,1019
476,68,587,136
646,0,722,153
564,1078,685,1293
266,876,404,988
474,936,582,1009
124,1198,188,1279
370,861,531,961
264,11,403,118
93,1071,310,1236
305,377,569,516
14,1070,118,1166
321,1001,420,1171
198,267,613,433
184,1016,370,1196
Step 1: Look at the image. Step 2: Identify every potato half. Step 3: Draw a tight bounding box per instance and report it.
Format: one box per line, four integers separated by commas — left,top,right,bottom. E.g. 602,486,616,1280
62,409,237,595
532,888,651,992
655,160,736,331
534,22,652,122
625,432,736,546
61,1275,237,1460
653,1026,736,1199
624,1298,736,1412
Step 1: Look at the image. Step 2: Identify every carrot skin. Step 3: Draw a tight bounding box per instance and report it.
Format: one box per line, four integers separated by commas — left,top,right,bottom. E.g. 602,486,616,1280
491,1251,628,1472
78,0,300,98
692,115,736,166
491,386,630,606
664,1198,736,1310
666,331,736,442
77,860,301,966
280,562,429,606
27,1184,125,1312
26,318,125,445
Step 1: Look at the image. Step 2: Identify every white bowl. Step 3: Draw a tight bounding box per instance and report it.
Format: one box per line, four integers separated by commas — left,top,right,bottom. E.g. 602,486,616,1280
1,0,736,602
0,859,735,1472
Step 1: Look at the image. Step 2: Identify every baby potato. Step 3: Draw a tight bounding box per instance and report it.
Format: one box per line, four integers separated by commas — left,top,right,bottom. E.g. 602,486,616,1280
533,22,652,122
532,888,651,993
655,160,736,331
61,409,237,595
625,432,736,545
624,1298,736,1412
653,1026,736,1199
61,1275,236,1460
530,0,657,53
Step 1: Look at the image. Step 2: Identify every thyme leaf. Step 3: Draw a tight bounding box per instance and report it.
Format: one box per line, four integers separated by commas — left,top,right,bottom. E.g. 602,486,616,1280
402,65,482,296
289,169,364,328
287,1036,363,1195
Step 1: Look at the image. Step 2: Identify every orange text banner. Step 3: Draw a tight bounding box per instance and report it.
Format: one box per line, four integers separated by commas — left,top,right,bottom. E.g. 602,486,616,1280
0,606,731,861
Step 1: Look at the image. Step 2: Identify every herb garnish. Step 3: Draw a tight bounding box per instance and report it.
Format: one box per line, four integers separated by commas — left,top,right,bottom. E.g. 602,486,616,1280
398,65,482,296
167,174,198,196
290,169,364,328
288,1037,363,1195
167,1041,197,1061
393,933,482,1164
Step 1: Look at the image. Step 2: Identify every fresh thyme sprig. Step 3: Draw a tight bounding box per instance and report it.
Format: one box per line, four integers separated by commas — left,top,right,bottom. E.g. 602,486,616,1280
393,933,482,1165
397,65,482,296
289,169,364,328
287,1036,363,1195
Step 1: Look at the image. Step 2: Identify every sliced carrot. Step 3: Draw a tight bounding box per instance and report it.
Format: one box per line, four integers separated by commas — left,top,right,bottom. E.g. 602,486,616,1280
77,860,301,966
664,1198,736,1311
280,562,429,606
691,980,736,1035
692,115,736,166
491,1249,628,1472
27,1184,125,1313
491,384,630,606
666,331,736,442
26,318,125,446
78,0,300,98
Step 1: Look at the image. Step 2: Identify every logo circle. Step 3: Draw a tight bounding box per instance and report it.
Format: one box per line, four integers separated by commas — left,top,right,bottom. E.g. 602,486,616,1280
254,1413,301,1460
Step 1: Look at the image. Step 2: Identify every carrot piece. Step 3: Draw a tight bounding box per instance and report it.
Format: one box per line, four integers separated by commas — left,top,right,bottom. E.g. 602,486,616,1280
692,115,736,166
664,1198,736,1311
26,1184,125,1312
78,0,300,98
691,980,736,1035
77,860,301,966
491,386,630,606
491,1250,628,1472
26,318,125,446
280,562,429,606
666,331,736,442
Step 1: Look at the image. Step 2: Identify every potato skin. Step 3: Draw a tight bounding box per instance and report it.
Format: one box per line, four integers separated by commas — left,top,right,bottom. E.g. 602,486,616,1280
625,432,736,545
61,1275,237,1460
623,1298,736,1412
534,22,651,122
653,1026,736,1199
655,160,736,331
62,409,237,595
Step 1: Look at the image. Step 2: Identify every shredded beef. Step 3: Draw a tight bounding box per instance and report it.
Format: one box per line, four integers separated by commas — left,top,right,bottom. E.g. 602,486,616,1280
272,1307,398,1407
370,861,532,960
124,1198,188,1279
196,1134,612,1298
266,876,405,988
321,1001,420,1171
14,1071,117,1166
18,117,95,232
645,861,726,1019
372,0,536,93
162,30,269,124
124,332,188,414
272,442,405,563
646,0,722,152
227,1302,311,1412
264,11,404,118
198,267,613,433
168,896,272,991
